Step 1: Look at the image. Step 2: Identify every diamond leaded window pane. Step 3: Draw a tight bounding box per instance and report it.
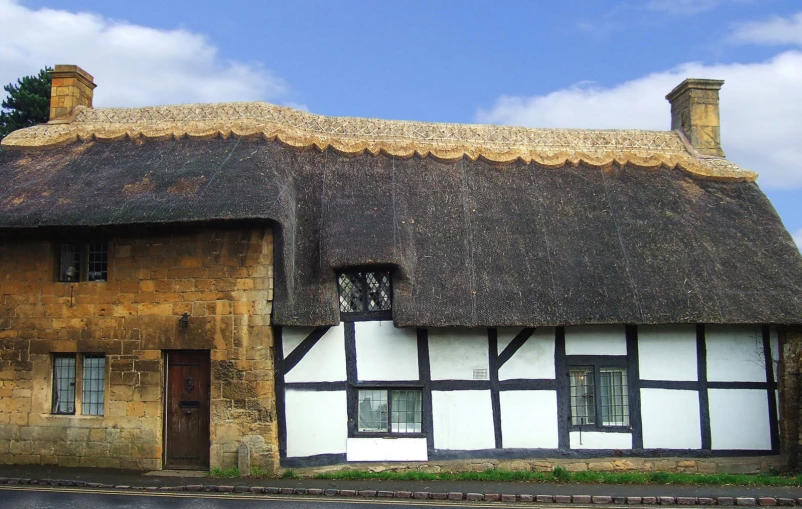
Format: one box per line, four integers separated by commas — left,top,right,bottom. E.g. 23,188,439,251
337,270,392,315
366,271,391,311
338,272,364,313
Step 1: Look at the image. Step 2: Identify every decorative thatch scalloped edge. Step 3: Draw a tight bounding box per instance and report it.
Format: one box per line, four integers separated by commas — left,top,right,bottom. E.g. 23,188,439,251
0,108,758,183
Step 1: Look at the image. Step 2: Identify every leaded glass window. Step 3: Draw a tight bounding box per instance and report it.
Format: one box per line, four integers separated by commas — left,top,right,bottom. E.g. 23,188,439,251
82,355,106,416
58,243,81,282
569,367,595,426
357,389,422,434
87,243,108,282
52,354,106,416
57,242,108,282
52,356,76,414
337,270,392,317
568,364,629,429
599,367,629,426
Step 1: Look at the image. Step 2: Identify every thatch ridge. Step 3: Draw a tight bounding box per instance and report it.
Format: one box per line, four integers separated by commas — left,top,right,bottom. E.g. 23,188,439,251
1,102,756,182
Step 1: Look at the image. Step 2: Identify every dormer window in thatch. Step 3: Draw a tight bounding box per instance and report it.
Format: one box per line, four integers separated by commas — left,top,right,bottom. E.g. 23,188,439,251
337,269,392,321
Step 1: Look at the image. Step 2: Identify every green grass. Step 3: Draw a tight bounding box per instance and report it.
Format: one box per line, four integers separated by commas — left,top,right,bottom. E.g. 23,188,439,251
207,467,241,478
250,466,273,478
209,464,802,487
308,468,802,487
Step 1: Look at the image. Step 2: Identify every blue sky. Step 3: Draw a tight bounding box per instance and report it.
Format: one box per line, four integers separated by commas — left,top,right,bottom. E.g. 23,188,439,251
2,0,801,248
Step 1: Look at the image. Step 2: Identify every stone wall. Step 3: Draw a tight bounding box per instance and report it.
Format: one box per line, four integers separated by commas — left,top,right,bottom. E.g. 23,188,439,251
293,456,785,476
0,225,277,471
779,325,802,471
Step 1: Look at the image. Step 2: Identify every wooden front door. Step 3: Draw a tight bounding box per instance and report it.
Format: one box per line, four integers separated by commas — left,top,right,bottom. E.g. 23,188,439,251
165,351,210,469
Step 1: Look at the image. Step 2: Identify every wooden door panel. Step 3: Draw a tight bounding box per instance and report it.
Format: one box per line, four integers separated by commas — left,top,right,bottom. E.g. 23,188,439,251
165,351,210,469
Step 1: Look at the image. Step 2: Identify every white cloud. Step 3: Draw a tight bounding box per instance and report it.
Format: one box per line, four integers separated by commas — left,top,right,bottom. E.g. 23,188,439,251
476,50,802,189
0,0,288,107
793,229,802,252
646,0,745,15
731,12,802,46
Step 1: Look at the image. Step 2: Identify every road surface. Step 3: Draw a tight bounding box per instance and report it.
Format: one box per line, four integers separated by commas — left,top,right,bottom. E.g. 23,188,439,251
0,487,525,508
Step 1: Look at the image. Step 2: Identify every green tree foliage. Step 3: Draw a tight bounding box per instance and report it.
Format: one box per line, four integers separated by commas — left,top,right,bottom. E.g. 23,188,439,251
0,67,52,141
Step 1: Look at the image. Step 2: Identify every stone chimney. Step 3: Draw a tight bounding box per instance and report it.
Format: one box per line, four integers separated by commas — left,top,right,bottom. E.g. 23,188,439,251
665,78,724,157
49,65,96,122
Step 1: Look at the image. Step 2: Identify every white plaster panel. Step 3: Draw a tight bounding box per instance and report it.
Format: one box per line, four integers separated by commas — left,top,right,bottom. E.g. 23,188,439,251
706,325,766,383
355,321,419,381
569,431,632,450
498,328,555,380
346,438,428,462
709,389,771,450
638,325,697,381
640,389,701,449
500,391,558,448
284,325,346,383
565,326,627,356
285,390,347,457
283,327,313,357
428,329,489,381
432,390,495,450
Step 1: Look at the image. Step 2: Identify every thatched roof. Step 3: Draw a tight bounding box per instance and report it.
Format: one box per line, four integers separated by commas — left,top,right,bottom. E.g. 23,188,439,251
1,103,800,327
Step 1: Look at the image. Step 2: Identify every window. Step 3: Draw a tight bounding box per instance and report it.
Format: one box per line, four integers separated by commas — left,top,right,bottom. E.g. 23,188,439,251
52,354,106,416
52,355,76,414
57,242,108,282
358,389,422,434
569,365,629,428
337,270,392,319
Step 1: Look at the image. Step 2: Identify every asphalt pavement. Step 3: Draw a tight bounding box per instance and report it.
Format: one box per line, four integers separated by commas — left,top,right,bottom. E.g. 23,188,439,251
0,486,519,509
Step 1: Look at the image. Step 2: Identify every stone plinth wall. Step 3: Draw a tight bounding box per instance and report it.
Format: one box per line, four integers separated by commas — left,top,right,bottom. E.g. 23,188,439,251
293,456,785,477
0,225,277,471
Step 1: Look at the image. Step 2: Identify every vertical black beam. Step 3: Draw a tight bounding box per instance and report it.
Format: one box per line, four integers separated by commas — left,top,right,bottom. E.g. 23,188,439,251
488,328,502,449
763,325,780,453
555,326,570,450
344,321,358,438
626,324,643,449
274,326,287,460
697,324,712,450
417,328,435,452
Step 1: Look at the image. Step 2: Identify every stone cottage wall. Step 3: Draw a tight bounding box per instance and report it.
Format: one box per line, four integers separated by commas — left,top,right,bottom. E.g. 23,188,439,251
0,225,277,471
779,325,802,470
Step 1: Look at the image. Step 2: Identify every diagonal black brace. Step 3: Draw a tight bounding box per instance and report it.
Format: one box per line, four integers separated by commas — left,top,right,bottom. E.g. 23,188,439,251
497,328,535,369
282,326,331,375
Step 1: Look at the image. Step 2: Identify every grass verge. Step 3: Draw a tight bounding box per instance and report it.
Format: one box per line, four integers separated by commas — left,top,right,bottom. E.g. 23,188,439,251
208,467,240,478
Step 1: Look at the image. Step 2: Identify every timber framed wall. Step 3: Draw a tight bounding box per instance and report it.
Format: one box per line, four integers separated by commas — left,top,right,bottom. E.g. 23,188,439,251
277,322,780,468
